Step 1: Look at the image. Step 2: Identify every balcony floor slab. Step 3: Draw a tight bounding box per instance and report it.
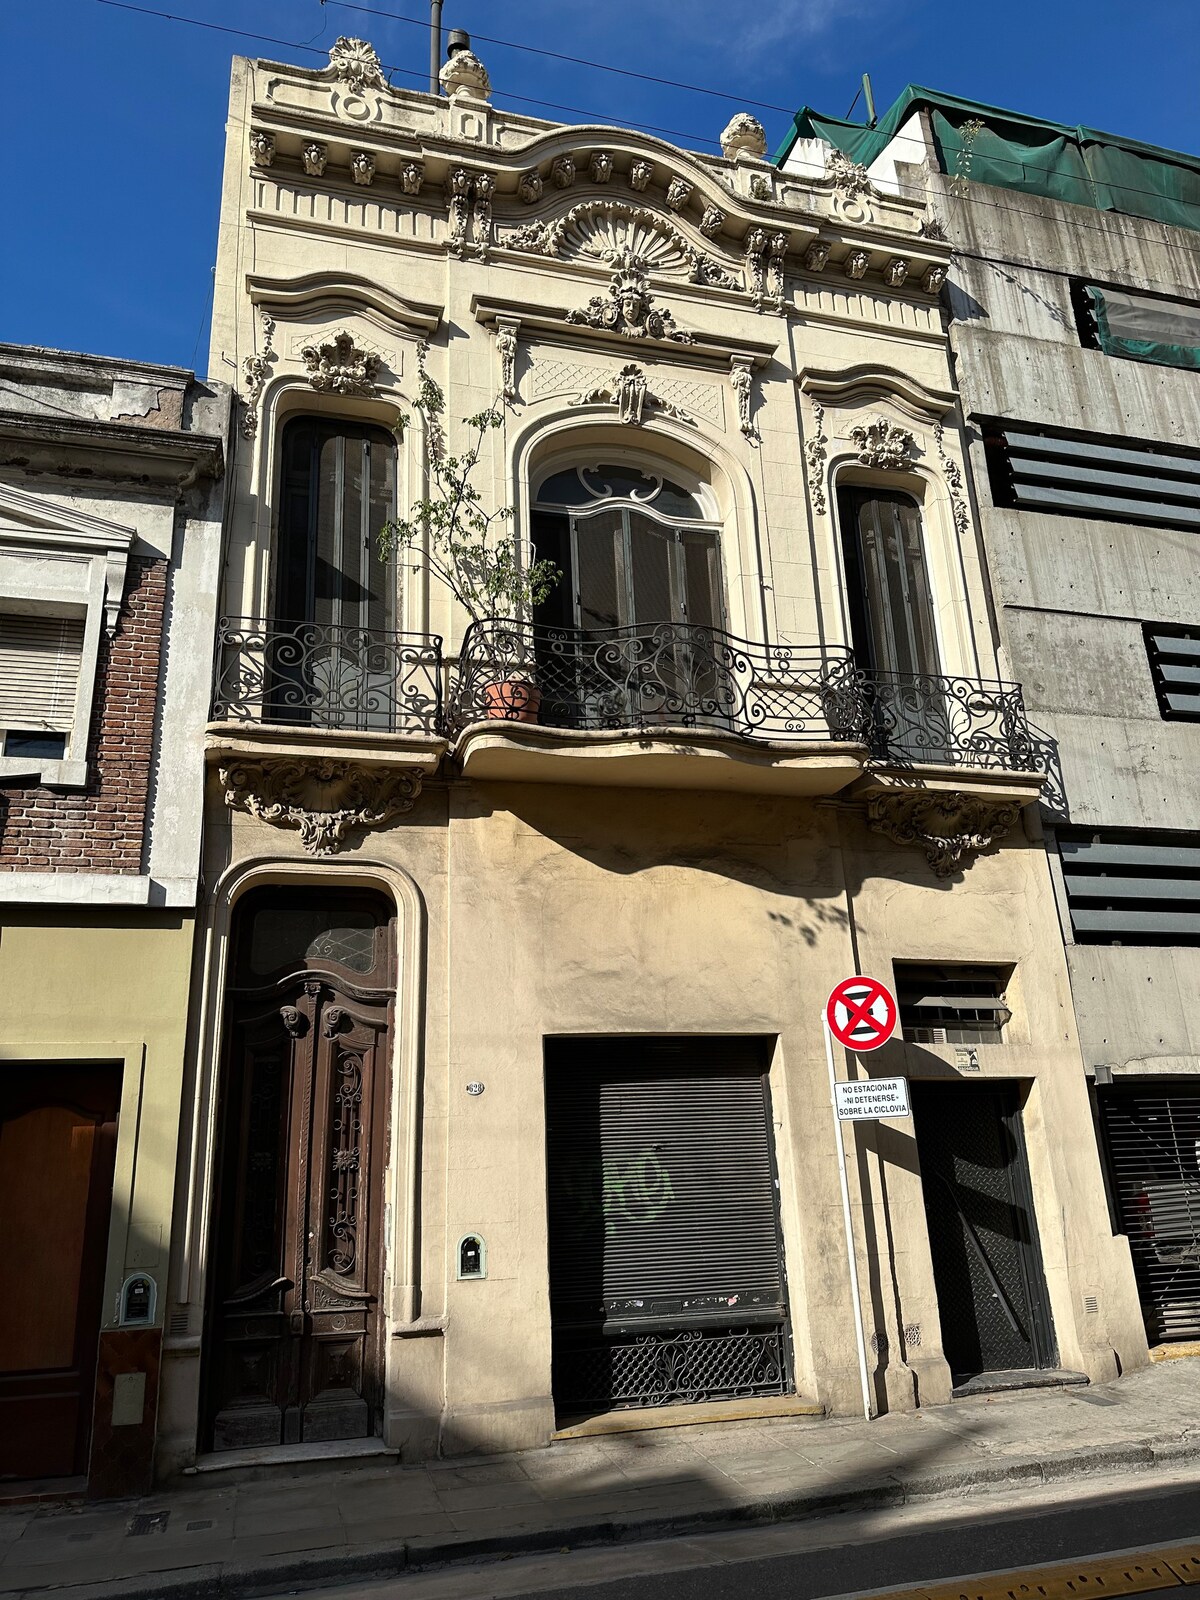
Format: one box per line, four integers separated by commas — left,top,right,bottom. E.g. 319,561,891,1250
454,721,869,796
206,720,448,775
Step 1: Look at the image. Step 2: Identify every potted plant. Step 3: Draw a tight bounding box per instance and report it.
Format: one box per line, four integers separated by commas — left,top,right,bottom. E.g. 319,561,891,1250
379,342,560,724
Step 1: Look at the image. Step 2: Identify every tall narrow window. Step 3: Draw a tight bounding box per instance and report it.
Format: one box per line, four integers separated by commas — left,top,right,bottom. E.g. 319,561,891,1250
270,419,397,729
838,487,939,678
277,419,396,633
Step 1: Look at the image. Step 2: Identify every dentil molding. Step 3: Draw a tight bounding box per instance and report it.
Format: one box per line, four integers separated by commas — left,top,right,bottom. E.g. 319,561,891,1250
220,757,425,855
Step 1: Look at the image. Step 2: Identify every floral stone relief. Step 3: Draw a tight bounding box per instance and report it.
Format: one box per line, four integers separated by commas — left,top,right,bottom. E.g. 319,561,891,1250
220,758,426,855
866,791,1025,878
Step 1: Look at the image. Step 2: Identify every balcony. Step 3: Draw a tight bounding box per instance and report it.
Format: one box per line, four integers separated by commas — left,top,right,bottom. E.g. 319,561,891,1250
206,617,447,774
449,620,869,795
448,621,1046,803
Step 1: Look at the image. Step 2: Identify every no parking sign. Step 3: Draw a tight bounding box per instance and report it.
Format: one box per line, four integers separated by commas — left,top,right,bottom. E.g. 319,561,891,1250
824,976,898,1053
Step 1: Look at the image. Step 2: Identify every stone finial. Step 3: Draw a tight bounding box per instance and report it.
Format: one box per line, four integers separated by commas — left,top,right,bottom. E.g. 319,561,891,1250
720,113,767,160
329,37,386,93
440,46,491,102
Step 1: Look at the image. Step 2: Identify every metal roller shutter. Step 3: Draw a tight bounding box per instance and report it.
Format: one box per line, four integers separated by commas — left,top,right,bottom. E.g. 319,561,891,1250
545,1036,791,1415
1100,1087,1200,1343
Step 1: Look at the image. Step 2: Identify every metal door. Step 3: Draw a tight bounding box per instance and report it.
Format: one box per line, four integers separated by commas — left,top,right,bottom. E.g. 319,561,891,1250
1100,1087,1200,1343
912,1081,1056,1383
206,891,392,1451
545,1036,791,1416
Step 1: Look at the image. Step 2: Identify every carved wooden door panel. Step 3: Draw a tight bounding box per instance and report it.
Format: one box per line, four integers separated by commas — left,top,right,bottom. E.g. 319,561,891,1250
208,979,388,1450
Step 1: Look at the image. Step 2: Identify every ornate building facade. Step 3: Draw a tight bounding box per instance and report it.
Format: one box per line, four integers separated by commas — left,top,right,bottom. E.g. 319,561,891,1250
159,37,1148,1476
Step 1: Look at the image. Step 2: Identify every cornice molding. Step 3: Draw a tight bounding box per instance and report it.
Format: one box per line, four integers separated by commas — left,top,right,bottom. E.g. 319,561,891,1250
246,271,442,335
798,363,957,422
0,415,224,488
471,295,777,369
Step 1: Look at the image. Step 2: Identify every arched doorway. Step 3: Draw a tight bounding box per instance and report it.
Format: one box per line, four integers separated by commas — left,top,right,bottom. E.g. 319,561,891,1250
204,887,395,1450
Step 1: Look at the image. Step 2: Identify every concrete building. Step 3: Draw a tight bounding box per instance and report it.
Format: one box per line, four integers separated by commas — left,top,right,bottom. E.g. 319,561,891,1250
778,92,1200,1353
160,35,1147,1481
0,346,229,1494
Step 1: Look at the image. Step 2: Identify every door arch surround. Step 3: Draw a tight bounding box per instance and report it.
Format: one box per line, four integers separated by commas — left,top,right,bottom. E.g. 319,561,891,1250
173,857,428,1458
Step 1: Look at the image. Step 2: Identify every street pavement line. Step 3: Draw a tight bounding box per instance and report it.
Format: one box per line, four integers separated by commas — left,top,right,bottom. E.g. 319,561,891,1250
849,1543,1200,1600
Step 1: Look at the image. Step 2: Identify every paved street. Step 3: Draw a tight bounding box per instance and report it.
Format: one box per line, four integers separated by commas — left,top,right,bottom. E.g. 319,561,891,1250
2,1357,1198,1600
272,1465,1200,1600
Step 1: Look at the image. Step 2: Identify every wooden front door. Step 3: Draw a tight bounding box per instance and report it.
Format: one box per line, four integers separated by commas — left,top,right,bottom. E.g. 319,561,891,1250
206,890,393,1451
0,1065,121,1480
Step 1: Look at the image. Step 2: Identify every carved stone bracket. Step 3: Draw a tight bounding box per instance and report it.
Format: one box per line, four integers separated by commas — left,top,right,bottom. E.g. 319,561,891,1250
446,168,494,259
302,142,328,178
804,401,828,516
249,130,275,169
495,316,520,403
849,415,917,470
301,330,380,396
744,228,786,312
569,363,693,426
866,791,1024,877
241,309,276,441
934,422,971,536
220,758,425,855
730,355,757,443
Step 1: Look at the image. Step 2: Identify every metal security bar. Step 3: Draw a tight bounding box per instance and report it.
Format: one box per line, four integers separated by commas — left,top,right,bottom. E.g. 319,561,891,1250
450,620,868,743
553,1326,790,1412
212,617,443,734
864,672,1036,771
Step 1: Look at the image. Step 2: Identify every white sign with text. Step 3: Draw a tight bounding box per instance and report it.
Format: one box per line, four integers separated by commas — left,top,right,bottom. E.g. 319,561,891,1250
834,1077,911,1121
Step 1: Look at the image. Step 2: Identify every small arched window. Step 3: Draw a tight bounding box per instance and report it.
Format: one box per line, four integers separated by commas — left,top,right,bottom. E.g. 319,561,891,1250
533,463,722,633
277,417,396,633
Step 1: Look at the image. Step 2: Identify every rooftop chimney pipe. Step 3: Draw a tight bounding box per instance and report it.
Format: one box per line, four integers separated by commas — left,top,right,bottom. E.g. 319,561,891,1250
447,29,471,56
429,0,443,93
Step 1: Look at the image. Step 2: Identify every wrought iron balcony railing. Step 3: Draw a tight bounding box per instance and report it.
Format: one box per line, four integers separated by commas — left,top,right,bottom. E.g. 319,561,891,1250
449,620,1039,774
212,617,443,735
862,672,1037,772
450,620,866,744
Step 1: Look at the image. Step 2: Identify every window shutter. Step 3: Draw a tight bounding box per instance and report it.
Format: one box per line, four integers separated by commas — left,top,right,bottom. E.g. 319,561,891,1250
0,612,85,733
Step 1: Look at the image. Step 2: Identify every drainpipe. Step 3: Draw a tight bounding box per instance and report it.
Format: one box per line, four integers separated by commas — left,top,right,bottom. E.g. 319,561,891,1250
429,0,443,93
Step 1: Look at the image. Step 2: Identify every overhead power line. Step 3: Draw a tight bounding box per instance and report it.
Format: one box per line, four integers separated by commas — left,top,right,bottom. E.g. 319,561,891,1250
89,0,1200,268
322,0,797,117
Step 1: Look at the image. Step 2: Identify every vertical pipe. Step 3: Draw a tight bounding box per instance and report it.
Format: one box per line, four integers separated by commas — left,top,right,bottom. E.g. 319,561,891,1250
825,1020,874,1421
430,0,443,93
863,72,877,128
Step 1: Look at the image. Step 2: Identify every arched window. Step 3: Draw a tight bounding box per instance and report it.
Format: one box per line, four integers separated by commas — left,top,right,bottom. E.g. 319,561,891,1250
532,464,722,633
277,417,396,634
837,486,939,678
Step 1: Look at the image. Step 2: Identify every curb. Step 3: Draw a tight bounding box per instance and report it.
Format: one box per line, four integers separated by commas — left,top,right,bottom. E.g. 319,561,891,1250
10,1435,1200,1600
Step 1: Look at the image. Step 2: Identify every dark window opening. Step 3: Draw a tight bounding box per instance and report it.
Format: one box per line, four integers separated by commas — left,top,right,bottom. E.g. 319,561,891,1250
895,963,1013,1044
1058,828,1200,946
1144,622,1200,722
1071,279,1200,373
3,730,68,759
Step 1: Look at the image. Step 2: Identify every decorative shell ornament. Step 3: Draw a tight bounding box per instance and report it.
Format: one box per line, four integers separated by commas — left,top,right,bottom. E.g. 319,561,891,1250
328,37,387,93
720,113,768,160
440,47,491,102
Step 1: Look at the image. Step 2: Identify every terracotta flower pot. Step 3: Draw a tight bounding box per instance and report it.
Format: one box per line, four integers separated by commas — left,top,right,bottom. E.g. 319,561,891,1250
483,680,542,723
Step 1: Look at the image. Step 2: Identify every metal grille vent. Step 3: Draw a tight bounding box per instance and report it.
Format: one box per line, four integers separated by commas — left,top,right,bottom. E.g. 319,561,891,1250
1145,623,1200,721
1058,829,1200,945
895,963,1012,1044
1100,1088,1200,1343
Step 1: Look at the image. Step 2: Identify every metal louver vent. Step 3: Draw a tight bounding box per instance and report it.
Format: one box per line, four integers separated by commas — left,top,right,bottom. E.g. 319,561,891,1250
983,422,1200,530
1145,623,1200,721
1100,1088,1200,1343
1058,830,1200,945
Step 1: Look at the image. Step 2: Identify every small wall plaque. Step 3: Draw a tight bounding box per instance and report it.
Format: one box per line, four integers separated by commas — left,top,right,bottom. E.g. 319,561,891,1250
457,1234,487,1280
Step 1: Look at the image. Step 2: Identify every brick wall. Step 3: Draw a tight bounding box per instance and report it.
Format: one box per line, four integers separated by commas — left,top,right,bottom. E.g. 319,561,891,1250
0,556,167,873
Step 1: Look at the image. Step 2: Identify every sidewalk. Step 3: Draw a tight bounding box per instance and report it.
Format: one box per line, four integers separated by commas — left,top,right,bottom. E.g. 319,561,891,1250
3,1359,1199,1600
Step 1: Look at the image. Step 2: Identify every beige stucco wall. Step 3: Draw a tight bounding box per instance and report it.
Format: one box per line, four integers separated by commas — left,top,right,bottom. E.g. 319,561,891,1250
0,912,196,1337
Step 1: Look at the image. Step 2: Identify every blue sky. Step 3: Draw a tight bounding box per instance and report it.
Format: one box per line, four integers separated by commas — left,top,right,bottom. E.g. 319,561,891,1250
5,0,1197,372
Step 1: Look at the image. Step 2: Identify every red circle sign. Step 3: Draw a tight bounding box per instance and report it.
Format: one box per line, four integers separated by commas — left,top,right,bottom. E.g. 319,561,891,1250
825,976,898,1053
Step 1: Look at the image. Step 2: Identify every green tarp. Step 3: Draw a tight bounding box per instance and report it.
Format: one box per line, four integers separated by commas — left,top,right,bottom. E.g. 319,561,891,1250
774,86,1200,235
1086,284,1200,372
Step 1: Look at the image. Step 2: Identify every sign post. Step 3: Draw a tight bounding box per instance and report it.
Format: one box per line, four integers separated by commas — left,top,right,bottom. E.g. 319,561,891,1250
822,976,901,1423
